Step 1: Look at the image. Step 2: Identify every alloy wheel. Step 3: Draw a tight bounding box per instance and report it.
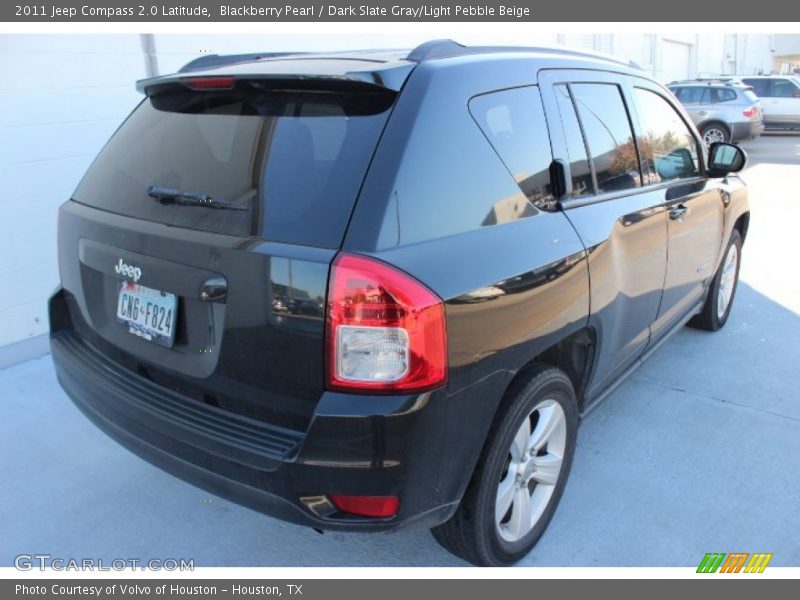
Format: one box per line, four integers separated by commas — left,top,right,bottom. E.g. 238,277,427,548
703,127,727,145
495,399,567,543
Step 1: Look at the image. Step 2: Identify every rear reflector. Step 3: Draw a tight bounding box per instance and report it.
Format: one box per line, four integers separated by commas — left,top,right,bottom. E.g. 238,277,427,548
326,253,447,393
329,495,400,518
180,76,236,90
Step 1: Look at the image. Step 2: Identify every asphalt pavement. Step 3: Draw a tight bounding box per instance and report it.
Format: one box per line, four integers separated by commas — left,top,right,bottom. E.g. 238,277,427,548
1,134,798,567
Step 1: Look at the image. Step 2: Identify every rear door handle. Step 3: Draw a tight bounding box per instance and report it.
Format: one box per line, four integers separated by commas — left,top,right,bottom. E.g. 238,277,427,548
668,205,690,220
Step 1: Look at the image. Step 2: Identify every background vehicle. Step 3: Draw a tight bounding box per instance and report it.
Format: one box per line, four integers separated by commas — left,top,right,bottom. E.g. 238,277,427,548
668,79,763,144
49,40,750,566
736,75,800,130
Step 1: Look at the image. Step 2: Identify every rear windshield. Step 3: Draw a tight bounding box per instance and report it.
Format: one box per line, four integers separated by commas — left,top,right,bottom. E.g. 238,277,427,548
73,85,395,247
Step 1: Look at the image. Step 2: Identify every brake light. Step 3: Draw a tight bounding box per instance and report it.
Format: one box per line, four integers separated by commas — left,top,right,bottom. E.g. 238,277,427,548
743,107,759,118
180,76,236,90
329,495,400,518
326,253,447,393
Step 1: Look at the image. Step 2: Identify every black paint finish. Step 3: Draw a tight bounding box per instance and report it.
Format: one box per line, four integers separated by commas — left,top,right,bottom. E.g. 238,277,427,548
49,47,749,532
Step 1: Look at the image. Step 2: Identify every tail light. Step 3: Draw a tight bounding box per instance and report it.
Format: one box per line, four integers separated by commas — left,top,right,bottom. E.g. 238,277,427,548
743,107,759,118
329,495,400,518
326,253,447,393
180,76,236,90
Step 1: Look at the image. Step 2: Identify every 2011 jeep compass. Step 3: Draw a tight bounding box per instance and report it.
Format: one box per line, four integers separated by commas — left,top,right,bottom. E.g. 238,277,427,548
49,40,750,566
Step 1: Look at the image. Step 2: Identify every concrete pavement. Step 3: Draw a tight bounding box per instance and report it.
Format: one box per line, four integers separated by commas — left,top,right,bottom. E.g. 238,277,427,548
1,135,798,567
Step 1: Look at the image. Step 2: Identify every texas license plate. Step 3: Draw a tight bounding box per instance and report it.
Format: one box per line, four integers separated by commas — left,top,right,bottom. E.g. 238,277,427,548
116,281,177,347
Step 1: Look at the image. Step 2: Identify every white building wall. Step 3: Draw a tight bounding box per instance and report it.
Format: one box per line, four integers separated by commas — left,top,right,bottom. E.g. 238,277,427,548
0,32,791,359
0,35,146,354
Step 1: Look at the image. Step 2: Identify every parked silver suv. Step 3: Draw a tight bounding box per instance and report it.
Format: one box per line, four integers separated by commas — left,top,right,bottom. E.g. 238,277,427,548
668,80,763,144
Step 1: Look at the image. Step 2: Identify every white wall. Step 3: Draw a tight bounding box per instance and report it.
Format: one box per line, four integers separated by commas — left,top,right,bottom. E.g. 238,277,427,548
151,32,563,74
0,35,146,349
0,32,788,356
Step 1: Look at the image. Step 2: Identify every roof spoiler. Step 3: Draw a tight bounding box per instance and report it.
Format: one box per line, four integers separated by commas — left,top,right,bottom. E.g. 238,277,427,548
135,73,400,96
178,52,309,73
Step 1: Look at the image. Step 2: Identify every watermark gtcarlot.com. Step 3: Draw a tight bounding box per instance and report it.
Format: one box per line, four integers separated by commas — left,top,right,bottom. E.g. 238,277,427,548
14,554,194,571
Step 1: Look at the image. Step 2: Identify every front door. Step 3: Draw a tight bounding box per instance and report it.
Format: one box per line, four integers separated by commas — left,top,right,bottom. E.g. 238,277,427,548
627,84,725,339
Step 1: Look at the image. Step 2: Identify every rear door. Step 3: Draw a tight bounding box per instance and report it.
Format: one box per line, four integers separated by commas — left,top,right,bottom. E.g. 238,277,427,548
539,70,668,401
627,82,725,340
766,78,800,124
58,78,396,431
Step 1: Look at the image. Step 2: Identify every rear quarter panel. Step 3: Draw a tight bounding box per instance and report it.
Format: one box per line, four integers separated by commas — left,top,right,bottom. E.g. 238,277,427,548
344,56,591,504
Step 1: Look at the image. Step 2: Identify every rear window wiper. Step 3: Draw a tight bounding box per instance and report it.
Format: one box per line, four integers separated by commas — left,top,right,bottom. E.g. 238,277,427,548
147,185,247,211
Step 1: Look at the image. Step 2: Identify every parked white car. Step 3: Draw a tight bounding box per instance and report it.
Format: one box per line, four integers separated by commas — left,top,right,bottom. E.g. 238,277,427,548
738,76,800,130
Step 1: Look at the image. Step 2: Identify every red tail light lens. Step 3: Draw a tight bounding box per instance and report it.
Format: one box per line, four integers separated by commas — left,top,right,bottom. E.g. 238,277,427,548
326,253,447,393
180,76,236,90
329,495,400,518
743,107,759,118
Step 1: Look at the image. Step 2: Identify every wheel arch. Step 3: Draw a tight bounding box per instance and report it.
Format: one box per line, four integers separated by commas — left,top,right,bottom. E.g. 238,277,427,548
733,211,750,244
498,327,596,417
700,120,731,137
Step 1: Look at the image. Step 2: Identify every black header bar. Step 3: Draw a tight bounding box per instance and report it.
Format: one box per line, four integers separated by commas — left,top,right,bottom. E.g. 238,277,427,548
4,0,800,22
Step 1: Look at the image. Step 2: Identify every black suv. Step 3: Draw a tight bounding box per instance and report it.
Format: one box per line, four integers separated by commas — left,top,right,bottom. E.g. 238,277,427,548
49,40,750,566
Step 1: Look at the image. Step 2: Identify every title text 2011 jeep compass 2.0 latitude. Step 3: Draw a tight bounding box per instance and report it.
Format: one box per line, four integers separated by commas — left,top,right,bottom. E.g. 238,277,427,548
49,40,749,566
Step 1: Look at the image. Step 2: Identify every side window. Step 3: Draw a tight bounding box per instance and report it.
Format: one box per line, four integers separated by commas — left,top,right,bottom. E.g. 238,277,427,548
669,87,685,100
710,88,737,103
674,87,707,104
570,83,640,193
631,87,701,184
742,78,769,96
470,86,555,208
770,79,799,98
553,85,593,197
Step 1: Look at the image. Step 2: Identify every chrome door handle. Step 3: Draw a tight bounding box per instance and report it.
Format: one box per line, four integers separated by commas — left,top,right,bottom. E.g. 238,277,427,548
200,276,228,302
669,206,689,220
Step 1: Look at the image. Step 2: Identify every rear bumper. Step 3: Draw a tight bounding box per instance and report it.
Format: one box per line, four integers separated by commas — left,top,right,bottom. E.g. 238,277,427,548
49,291,462,532
730,120,763,142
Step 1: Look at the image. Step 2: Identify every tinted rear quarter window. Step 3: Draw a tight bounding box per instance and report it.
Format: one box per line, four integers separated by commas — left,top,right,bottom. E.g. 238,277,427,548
469,86,555,209
570,83,640,193
73,87,395,248
710,88,737,103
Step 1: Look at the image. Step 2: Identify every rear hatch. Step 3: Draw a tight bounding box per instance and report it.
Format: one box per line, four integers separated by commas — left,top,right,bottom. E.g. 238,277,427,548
56,74,398,431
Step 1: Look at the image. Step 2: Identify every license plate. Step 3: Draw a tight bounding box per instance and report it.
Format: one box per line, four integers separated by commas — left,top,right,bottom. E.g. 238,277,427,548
116,281,177,347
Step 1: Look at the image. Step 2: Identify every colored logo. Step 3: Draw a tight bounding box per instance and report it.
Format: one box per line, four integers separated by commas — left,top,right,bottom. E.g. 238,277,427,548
697,552,772,573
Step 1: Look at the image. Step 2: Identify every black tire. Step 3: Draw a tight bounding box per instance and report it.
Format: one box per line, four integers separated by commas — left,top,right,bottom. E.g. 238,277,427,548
700,122,731,145
689,229,742,331
431,365,578,566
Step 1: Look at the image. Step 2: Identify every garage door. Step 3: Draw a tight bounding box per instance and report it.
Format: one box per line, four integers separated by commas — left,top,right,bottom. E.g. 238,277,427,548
662,40,692,83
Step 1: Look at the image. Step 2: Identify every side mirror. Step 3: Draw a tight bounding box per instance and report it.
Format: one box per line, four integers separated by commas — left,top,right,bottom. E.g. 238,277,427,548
707,142,747,177
794,89,800,98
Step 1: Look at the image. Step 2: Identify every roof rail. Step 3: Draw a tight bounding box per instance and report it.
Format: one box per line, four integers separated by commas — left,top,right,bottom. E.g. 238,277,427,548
178,52,308,73
406,38,640,70
668,77,739,85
